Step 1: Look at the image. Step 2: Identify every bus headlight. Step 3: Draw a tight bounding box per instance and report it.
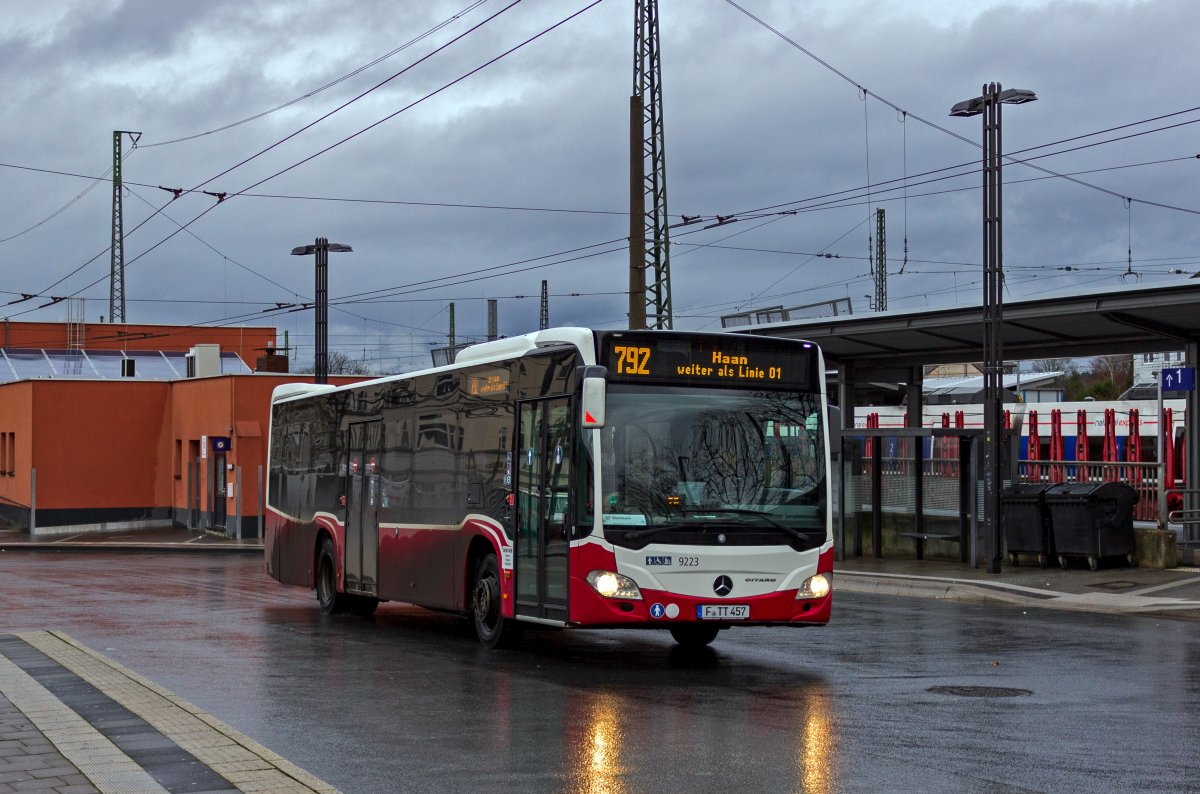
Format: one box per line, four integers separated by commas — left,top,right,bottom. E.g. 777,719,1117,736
796,573,831,599
587,570,643,600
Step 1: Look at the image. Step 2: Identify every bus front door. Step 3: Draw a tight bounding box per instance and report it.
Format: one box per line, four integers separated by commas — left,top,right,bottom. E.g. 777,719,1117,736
345,420,383,595
515,397,571,624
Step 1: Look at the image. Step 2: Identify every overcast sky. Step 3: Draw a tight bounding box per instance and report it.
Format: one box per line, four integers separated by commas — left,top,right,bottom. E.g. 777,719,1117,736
2,0,1196,371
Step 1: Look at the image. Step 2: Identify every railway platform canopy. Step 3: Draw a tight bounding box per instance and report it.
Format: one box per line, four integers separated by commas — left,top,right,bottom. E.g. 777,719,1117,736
742,280,1200,567
744,280,1200,423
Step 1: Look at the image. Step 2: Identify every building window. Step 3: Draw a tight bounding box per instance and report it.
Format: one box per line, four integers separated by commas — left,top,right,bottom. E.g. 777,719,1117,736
1143,354,1152,363
174,439,183,479
5,433,12,475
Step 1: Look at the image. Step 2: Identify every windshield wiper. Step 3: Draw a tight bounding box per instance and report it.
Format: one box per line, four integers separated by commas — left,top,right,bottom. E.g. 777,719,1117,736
677,508,818,542
619,522,686,541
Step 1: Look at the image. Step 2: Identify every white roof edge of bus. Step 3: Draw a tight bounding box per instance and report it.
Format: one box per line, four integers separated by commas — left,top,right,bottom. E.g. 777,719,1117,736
270,327,598,404
453,327,597,366
271,382,337,403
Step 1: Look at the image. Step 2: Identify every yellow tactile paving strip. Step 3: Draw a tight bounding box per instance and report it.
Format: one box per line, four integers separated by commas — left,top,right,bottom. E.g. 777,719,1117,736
19,631,340,794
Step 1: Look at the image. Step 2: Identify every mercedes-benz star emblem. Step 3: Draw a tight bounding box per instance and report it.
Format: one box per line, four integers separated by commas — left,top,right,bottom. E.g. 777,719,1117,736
713,575,733,597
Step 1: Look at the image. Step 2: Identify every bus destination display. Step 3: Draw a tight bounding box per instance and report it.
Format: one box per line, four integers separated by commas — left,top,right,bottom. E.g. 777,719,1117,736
601,335,811,389
468,370,510,396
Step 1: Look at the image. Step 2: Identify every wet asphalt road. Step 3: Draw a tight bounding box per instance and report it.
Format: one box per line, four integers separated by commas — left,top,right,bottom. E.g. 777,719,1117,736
0,551,1196,793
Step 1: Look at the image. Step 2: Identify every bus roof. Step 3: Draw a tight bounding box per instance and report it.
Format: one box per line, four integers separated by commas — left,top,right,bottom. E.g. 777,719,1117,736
269,327,599,405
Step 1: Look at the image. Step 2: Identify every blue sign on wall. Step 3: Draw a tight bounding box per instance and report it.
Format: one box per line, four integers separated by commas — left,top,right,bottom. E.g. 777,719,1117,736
1160,367,1195,391
210,436,232,453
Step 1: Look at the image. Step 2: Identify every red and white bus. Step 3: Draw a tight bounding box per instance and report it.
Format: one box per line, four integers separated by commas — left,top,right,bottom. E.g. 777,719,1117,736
265,328,833,647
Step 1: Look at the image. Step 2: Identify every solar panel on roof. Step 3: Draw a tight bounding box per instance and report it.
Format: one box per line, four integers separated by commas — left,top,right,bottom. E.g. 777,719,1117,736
0,348,251,382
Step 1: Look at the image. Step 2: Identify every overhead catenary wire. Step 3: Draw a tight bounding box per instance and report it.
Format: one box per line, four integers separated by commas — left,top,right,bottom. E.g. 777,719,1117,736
5,0,526,312
136,1,491,148
720,0,1200,217
3,0,604,321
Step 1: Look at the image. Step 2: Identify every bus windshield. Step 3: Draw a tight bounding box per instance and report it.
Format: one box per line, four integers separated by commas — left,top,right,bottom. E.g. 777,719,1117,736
599,386,826,550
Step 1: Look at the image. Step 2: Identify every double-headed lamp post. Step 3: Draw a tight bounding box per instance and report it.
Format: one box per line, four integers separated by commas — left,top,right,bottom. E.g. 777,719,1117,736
291,238,352,385
950,83,1037,573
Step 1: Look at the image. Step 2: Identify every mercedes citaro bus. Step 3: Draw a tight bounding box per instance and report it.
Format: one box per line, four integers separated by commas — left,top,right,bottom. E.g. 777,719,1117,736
265,328,833,647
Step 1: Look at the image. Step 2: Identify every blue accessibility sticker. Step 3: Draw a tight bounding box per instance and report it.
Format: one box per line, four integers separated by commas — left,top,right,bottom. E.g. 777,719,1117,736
649,603,666,619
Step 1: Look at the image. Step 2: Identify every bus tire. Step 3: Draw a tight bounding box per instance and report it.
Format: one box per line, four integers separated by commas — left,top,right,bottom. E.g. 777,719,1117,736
472,553,514,648
670,624,720,649
316,536,349,614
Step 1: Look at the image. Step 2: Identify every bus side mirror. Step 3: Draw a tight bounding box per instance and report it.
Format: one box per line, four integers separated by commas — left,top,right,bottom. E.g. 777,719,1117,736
581,366,607,429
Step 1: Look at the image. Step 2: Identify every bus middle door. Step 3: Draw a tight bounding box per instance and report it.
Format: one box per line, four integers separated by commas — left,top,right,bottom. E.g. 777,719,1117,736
345,420,383,595
515,397,571,624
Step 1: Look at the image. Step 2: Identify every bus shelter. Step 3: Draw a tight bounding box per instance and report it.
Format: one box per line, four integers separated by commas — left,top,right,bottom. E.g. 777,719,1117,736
745,281,1200,568
837,427,984,564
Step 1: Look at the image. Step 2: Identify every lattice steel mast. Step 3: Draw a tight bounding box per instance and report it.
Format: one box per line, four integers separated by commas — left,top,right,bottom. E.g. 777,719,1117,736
874,208,887,312
110,131,140,323
629,0,672,329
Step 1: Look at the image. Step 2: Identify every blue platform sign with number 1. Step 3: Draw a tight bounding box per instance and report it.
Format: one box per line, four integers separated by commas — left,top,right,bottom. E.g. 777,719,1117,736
1161,367,1195,391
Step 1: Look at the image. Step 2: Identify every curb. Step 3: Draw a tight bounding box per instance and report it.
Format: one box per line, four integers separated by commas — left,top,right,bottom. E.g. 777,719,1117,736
837,570,1200,620
0,541,263,554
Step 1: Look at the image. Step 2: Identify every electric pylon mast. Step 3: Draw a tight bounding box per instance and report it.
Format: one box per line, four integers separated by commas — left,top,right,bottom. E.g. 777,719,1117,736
874,208,887,312
630,0,672,329
110,130,140,323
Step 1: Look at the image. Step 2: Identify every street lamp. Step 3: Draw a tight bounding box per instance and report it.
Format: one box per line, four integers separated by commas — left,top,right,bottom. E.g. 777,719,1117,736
291,238,353,384
950,83,1037,574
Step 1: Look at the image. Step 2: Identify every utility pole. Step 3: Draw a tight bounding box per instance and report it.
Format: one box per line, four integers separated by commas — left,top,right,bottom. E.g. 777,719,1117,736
487,299,498,341
629,0,672,330
290,237,352,385
110,131,141,324
874,208,887,312
539,280,549,330
951,83,1038,573
448,302,456,349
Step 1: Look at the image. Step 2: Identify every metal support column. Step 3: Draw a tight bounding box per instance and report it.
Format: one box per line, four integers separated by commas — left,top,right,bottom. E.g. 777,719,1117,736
258,465,265,540
233,466,242,540
980,85,1006,573
909,367,925,536
1187,340,1200,559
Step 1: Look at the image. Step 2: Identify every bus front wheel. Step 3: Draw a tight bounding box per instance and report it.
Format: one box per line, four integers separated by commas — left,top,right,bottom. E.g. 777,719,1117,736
670,624,720,649
472,553,515,648
316,537,349,614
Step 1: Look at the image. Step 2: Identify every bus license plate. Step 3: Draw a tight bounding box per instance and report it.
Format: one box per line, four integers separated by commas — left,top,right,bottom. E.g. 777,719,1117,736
696,604,749,620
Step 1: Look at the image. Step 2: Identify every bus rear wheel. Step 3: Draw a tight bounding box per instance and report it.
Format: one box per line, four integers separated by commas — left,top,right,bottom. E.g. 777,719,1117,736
472,553,515,648
670,624,720,649
316,537,349,614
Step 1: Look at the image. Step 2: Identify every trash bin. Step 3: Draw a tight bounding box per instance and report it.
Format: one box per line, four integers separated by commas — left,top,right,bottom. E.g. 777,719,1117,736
1002,483,1054,567
1043,482,1137,571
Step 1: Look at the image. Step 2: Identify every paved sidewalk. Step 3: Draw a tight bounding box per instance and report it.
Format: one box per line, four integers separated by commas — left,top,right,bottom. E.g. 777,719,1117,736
0,631,337,794
0,527,260,554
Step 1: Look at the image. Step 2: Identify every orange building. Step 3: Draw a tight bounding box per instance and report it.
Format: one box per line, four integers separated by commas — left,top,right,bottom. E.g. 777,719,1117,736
0,322,363,537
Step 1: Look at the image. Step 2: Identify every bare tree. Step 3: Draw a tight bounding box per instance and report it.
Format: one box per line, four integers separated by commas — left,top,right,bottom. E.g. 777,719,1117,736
1091,354,1131,384
298,351,374,376
1030,358,1074,373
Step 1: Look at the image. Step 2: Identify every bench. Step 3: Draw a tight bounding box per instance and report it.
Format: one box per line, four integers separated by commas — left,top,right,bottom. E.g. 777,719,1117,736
898,532,960,560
